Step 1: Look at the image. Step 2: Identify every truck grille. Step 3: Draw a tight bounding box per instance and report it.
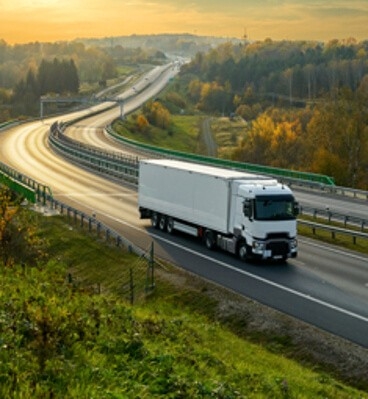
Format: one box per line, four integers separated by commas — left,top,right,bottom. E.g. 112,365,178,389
266,241,289,256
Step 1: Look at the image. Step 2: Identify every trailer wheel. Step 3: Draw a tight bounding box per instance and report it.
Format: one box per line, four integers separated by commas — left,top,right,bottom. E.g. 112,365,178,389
237,240,248,261
151,212,159,229
159,215,167,231
204,230,216,250
167,217,174,234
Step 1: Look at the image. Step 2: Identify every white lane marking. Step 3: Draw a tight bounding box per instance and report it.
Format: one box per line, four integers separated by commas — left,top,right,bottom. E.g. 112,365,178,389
150,233,368,323
62,198,368,324
59,193,135,197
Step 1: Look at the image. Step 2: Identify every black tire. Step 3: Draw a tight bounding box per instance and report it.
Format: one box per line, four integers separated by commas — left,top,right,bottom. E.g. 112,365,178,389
151,212,159,229
167,217,174,234
204,230,216,250
237,240,248,261
159,215,167,231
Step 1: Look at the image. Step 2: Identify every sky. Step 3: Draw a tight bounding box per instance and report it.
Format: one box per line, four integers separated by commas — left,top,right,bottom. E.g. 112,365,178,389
1,0,368,44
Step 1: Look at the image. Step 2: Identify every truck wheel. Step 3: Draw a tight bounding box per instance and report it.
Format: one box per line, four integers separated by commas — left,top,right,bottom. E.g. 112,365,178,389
151,212,159,229
167,217,174,234
204,230,216,250
237,240,248,261
159,215,167,231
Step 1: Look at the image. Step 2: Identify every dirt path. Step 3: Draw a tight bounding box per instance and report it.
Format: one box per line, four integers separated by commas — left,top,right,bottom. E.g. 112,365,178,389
200,118,218,157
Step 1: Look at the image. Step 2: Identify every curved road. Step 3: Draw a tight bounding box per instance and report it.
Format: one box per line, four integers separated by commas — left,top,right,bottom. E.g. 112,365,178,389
1,68,368,348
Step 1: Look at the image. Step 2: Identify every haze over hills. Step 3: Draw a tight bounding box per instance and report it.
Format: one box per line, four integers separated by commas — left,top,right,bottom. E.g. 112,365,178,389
74,33,244,56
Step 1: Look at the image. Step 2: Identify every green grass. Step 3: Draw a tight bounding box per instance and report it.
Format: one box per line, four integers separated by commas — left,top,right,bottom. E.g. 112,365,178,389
0,210,367,398
113,114,202,153
210,116,248,158
113,113,248,158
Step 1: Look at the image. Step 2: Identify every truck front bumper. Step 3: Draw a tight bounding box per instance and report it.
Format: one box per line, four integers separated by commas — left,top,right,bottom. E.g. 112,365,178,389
252,238,297,260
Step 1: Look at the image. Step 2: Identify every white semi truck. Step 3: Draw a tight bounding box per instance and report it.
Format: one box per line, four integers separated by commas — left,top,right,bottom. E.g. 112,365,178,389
138,159,299,261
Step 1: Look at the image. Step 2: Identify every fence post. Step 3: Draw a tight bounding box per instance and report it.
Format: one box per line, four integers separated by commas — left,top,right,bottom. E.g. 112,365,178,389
129,268,134,305
146,242,155,292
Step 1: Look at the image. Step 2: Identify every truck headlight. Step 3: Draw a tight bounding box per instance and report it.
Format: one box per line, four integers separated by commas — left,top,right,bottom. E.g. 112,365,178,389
290,239,297,249
253,241,265,251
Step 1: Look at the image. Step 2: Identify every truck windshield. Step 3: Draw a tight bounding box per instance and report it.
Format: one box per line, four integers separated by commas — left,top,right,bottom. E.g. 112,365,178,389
254,195,296,221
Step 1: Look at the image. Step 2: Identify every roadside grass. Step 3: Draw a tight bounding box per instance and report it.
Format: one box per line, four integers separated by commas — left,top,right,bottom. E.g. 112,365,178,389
210,116,248,158
113,114,202,153
298,214,368,255
1,210,367,398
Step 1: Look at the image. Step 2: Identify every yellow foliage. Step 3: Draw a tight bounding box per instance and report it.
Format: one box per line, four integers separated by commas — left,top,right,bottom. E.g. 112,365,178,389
137,114,149,131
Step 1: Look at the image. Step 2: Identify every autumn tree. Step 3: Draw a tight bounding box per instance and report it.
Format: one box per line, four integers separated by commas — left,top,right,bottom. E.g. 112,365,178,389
306,88,368,188
232,108,304,169
142,100,171,129
198,81,232,114
136,113,149,132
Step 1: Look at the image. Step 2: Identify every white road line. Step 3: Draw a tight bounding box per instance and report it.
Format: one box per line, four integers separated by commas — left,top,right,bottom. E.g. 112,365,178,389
58,193,135,197
82,204,368,325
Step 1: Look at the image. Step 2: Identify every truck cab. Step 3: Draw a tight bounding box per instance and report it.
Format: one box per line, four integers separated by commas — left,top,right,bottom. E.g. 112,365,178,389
232,182,299,261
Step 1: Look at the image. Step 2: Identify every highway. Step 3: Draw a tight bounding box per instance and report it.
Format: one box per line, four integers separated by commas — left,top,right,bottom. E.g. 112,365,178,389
1,65,368,348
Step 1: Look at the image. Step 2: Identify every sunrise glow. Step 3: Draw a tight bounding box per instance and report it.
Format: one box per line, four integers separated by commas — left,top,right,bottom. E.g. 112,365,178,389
1,0,368,44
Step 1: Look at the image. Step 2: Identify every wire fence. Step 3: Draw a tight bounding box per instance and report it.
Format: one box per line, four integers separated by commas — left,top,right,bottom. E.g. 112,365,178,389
45,197,156,304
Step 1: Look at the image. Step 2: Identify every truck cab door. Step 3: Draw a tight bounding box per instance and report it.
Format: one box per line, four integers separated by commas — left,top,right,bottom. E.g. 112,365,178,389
233,195,250,235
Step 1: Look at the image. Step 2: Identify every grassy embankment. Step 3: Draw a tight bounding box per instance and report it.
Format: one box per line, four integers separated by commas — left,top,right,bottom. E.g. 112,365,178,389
1,211,367,398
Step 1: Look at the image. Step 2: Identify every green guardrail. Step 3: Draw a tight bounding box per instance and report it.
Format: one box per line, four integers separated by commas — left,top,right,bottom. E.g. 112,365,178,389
0,162,52,204
107,127,335,186
0,120,20,131
0,173,37,203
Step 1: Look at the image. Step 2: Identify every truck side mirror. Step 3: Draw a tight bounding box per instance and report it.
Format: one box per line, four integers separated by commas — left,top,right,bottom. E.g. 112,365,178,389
243,200,253,221
293,202,300,216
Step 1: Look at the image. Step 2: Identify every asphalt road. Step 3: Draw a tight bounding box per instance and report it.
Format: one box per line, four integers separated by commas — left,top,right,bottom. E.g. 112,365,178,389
1,66,368,347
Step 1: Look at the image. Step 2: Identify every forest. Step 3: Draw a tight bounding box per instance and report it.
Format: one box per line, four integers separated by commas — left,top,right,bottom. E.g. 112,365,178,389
0,38,168,119
173,38,368,188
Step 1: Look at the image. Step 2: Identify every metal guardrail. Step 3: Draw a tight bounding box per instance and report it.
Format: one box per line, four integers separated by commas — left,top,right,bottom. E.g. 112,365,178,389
300,205,368,231
0,161,52,204
298,220,368,245
49,122,139,184
0,172,36,203
0,120,20,131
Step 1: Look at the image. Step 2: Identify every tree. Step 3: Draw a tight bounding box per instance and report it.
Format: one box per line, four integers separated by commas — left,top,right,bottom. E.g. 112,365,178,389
142,101,171,129
306,89,368,187
136,114,149,132
198,81,232,114
37,58,79,95
0,188,46,267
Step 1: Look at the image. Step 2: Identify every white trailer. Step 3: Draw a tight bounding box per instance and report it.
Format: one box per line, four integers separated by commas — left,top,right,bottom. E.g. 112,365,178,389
138,159,299,261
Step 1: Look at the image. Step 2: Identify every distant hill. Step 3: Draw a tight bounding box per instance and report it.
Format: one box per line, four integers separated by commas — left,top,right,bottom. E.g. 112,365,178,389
74,33,243,57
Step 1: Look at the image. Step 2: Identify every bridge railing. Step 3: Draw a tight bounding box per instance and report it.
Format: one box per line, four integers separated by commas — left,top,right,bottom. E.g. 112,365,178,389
49,122,139,184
